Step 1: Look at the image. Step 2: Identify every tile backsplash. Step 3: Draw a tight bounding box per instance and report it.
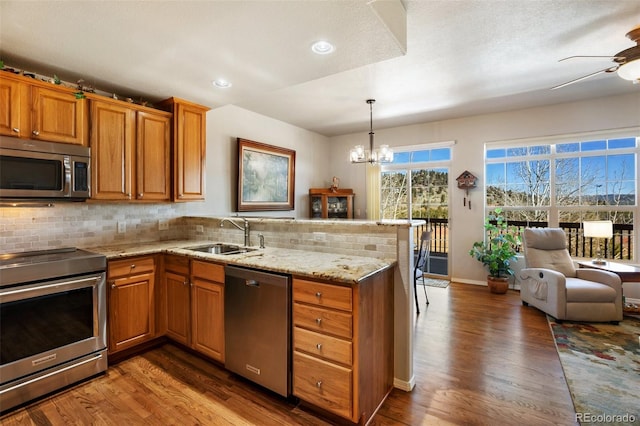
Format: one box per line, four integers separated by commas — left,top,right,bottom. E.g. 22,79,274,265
0,204,399,261
0,202,188,253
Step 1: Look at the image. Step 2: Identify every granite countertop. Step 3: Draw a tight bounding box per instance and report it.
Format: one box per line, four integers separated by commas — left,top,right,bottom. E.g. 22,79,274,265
85,240,395,284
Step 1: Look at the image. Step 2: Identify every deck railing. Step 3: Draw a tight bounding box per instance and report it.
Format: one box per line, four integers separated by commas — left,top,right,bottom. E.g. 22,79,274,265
414,218,634,261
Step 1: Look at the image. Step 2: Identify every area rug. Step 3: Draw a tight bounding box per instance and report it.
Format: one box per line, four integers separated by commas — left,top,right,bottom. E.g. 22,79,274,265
422,278,449,288
548,317,640,425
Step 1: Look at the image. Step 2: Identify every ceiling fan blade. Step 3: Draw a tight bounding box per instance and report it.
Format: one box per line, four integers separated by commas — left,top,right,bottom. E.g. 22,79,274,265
559,56,625,62
551,66,619,90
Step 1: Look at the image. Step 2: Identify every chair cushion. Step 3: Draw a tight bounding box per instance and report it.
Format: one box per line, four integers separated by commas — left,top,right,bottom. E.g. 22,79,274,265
524,228,567,250
566,278,617,303
525,247,577,278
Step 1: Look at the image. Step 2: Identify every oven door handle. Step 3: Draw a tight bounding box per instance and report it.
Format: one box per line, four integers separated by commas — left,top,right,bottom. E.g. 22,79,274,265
0,275,103,303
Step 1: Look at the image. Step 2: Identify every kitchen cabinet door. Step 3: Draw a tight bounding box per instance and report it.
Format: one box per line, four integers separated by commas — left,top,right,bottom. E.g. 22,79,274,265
190,260,224,362
0,77,26,137
158,97,209,201
191,277,224,362
164,270,191,346
31,86,87,145
108,258,156,354
91,100,135,200
136,111,171,201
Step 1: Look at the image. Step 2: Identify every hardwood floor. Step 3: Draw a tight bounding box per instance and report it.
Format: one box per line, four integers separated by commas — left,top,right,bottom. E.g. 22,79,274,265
1,283,577,425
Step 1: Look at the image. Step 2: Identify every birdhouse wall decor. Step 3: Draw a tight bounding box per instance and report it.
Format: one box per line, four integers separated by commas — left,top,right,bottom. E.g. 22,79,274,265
456,170,477,209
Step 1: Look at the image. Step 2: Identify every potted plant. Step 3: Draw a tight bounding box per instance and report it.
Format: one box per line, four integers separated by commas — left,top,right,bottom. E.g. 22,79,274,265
469,208,521,294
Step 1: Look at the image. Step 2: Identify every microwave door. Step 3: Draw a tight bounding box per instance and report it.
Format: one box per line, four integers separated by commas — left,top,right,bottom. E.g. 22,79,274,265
0,149,67,198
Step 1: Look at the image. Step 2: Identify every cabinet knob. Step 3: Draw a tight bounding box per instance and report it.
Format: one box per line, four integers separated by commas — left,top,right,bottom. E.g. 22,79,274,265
315,291,322,298
126,193,131,199
32,130,40,136
316,381,322,389
130,264,136,269
315,318,322,325
178,194,184,198
12,128,19,133
316,343,322,350
138,193,143,198
183,280,189,286
110,282,116,289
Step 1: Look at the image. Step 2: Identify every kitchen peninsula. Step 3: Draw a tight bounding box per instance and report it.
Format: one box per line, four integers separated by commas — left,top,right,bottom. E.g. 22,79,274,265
85,217,399,425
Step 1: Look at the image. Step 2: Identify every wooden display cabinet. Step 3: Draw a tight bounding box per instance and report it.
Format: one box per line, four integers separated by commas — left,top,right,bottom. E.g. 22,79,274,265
309,188,354,219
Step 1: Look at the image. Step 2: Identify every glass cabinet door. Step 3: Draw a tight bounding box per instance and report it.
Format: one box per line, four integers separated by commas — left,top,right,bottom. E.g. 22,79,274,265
327,196,349,218
311,195,323,218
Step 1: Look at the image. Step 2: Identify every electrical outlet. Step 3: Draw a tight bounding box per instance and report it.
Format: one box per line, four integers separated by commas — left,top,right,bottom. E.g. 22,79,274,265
313,232,326,241
196,225,204,233
158,220,169,231
117,221,126,234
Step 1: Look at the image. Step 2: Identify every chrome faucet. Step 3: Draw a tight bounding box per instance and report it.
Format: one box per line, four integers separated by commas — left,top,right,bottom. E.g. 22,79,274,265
220,218,250,247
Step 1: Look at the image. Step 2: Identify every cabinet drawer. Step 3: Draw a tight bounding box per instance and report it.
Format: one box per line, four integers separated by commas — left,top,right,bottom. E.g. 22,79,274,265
293,302,352,339
191,260,224,283
293,351,352,419
294,327,352,366
108,256,155,278
164,255,190,275
293,279,352,311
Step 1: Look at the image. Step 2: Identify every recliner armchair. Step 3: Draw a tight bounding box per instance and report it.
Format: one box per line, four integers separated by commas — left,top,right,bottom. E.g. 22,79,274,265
519,227,622,323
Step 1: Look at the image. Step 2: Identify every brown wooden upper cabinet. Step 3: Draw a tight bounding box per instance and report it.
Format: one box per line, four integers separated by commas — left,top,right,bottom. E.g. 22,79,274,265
158,97,210,202
90,98,171,201
0,72,87,145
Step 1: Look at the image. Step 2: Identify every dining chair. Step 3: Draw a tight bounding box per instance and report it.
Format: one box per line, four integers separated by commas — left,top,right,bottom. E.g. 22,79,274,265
414,230,431,314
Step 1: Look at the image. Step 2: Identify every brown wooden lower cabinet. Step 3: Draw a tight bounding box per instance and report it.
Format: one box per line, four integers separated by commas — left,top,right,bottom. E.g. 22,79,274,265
164,255,191,345
161,256,225,363
292,269,394,424
190,267,225,362
107,256,157,354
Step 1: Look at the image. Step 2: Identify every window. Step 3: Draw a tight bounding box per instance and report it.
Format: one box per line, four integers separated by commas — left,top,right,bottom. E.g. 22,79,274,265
485,130,638,261
381,146,452,220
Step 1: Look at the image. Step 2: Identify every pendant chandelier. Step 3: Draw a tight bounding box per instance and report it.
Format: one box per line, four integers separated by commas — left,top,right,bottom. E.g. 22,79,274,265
350,99,393,164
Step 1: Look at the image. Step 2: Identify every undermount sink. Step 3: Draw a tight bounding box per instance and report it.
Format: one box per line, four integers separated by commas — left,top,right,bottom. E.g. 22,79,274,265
185,243,256,255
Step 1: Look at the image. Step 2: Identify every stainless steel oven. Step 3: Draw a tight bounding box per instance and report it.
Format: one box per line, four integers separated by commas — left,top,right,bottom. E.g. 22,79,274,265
0,136,90,200
0,248,107,412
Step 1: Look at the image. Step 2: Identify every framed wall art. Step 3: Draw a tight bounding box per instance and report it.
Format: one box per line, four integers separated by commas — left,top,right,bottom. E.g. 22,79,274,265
237,138,295,211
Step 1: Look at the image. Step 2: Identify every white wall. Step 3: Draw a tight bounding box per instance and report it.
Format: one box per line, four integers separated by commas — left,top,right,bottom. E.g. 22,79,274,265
328,92,640,284
188,105,331,219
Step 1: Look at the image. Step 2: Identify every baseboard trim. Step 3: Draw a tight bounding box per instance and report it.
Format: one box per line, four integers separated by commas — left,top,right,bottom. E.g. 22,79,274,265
393,375,415,392
453,278,486,286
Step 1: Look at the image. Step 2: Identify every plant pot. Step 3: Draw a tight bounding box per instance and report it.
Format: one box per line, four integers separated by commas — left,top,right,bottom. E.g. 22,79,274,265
487,276,509,294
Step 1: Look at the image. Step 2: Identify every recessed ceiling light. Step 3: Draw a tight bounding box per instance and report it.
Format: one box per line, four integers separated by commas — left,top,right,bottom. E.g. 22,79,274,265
213,79,232,88
311,40,335,55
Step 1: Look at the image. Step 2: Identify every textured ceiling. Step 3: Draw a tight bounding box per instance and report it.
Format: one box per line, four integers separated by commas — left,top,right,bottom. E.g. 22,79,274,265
1,1,639,137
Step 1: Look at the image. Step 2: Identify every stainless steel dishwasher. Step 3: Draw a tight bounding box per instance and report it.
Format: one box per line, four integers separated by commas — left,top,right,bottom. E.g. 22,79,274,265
224,265,291,397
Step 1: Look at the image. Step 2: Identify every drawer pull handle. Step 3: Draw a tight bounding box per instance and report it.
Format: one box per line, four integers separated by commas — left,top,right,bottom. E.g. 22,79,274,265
316,343,322,350
32,130,40,136
315,292,322,298
316,380,322,388
315,318,322,325
12,127,19,133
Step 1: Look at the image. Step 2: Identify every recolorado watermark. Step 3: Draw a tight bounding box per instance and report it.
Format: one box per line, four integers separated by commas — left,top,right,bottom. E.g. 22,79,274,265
576,412,637,424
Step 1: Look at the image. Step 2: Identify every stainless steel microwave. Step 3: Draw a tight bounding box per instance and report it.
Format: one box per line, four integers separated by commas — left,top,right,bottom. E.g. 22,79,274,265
0,136,90,200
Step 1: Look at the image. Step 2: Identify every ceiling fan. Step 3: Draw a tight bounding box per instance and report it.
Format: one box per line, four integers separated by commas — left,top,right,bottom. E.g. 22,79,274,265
551,26,640,90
